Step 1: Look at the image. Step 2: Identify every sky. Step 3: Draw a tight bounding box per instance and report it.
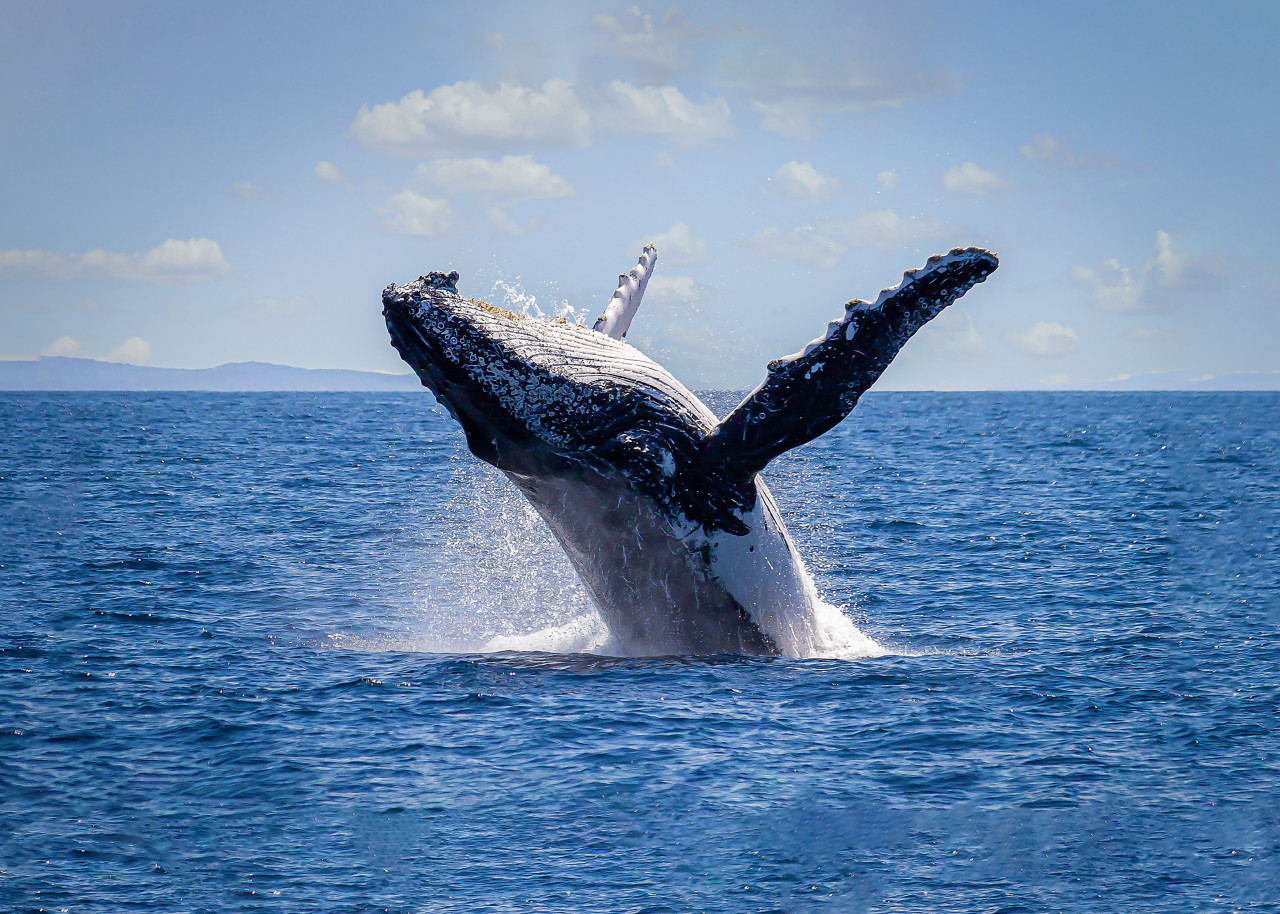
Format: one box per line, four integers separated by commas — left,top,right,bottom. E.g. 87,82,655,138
2,0,1277,389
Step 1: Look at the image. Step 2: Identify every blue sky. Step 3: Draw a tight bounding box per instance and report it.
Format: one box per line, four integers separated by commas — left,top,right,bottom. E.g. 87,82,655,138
2,0,1277,388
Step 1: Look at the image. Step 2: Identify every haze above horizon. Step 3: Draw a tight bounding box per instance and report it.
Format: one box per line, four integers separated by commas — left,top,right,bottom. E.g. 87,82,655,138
2,1,1277,390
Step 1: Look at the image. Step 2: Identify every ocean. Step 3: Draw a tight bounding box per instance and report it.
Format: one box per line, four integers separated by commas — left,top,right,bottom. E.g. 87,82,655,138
2,390,1277,912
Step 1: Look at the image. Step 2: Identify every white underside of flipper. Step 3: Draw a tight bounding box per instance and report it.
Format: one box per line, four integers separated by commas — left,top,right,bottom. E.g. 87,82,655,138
593,244,657,340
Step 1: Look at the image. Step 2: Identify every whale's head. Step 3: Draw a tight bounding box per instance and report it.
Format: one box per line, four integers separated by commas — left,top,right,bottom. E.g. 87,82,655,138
382,270,716,487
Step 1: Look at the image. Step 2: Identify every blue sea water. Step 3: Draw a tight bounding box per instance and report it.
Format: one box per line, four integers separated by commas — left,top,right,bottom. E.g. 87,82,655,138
2,390,1278,912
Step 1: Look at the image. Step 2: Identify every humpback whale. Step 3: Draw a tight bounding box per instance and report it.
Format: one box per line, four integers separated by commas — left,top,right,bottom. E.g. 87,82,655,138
383,245,997,655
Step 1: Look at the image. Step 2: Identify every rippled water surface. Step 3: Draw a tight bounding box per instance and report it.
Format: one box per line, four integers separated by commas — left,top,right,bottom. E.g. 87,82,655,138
2,391,1278,912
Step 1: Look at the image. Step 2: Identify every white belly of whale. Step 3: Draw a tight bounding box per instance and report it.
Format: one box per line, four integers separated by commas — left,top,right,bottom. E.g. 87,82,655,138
694,479,884,659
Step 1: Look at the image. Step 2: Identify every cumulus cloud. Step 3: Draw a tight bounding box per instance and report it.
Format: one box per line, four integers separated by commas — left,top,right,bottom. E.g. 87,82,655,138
0,238,231,283
644,274,713,305
1019,133,1111,168
378,190,453,237
485,207,533,236
107,337,153,365
415,155,572,203
414,155,572,235
1008,321,1079,357
943,162,1016,195
351,77,736,154
313,161,343,182
629,221,709,267
772,161,842,203
591,6,704,80
41,336,81,357
743,210,947,269
1019,133,1063,162
594,81,733,146
876,169,899,192
1073,230,1224,311
350,80,591,156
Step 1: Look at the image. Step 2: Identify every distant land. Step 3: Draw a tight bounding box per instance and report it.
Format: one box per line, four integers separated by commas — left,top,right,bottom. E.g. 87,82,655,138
0,357,1277,392
0,357,421,392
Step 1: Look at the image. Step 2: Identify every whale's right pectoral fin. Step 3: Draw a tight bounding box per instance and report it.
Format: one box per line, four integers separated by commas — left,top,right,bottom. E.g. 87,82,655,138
699,247,998,482
594,244,657,340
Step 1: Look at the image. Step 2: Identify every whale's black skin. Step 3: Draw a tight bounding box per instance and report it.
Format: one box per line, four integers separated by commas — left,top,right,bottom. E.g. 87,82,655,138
383,248,998,655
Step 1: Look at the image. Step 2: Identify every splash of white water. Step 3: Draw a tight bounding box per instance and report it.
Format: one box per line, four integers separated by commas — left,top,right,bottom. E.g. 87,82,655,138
351,461,883,660
489,278,587,324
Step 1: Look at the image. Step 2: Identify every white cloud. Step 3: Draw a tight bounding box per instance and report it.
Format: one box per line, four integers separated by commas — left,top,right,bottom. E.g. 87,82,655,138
1019,133,1111,168
745,225,845,269
630,221,709,267
1019,133,1063,162
876,169,899,192
594,81,733,146
378,191,453,237
414,155,572,235
1073,230,1223,311
351,77,735,154
645,274,711,304
743,210,947,269
917,307,986,354
414,155,572,203
1009,321,1079,357
482,205,530,236
773,161,841,203
1075,258,1141,310
41,336,81,357
591,7,703,79
108,337,152,365
313,161,343,182
138,239,232,282
0,238,231,283
653,151,675,168
232,181,264,200
350,79,591,156
943,161,1016,195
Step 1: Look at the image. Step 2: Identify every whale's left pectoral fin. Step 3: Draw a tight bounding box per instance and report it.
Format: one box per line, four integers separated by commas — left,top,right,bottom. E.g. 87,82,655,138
594,244,657,340
700,247,998,482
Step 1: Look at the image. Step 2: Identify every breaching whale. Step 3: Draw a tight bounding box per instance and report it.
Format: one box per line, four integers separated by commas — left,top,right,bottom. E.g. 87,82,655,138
383,245,997,655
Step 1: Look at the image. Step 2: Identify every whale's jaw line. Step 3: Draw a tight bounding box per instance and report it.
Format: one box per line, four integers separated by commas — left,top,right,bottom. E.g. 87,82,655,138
382,279,565,473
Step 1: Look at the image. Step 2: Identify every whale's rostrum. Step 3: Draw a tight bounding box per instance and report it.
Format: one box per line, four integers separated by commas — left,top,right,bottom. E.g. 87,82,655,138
383,245,998,655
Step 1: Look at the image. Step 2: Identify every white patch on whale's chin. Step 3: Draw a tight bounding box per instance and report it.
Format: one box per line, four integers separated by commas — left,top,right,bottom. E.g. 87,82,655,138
694,478,885,659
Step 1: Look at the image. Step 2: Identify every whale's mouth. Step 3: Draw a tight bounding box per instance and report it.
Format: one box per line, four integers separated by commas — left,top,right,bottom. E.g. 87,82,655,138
382,272,581,475
382,291,445,390
382,278,509,464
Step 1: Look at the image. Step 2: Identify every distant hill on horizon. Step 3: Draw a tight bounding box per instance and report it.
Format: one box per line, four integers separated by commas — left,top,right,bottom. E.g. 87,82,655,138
0,357,422,392
1069,369,1280,392
1,357,1277,392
